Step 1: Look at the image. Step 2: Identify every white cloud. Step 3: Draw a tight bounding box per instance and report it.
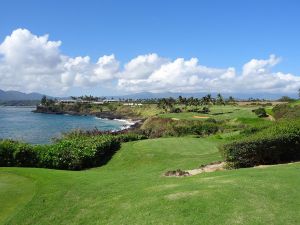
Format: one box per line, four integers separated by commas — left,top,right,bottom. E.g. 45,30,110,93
121,53,168,79
242,54,280,76
118,55,300,94
0,28,299,96
0,29,119,94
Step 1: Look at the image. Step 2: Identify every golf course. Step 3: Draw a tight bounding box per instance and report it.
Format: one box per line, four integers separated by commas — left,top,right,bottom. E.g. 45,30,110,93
1,98,300,225
1,134,300,224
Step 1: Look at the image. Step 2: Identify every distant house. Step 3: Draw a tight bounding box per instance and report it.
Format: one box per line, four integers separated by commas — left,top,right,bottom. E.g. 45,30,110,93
56,99,123,105
103,99,119,103
123,103,143,106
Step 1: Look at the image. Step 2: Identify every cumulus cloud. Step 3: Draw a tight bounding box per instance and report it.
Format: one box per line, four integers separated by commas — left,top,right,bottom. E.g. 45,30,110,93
0,29,119,94
118,54,300,94
0,28,299,95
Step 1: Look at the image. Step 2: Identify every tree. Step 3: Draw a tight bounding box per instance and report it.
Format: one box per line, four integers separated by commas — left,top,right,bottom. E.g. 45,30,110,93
41,95,47,105
227,96,235,104
278,96,294,102
216,93,225,105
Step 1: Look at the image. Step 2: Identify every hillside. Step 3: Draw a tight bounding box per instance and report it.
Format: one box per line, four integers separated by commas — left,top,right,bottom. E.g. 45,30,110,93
0,89,47,101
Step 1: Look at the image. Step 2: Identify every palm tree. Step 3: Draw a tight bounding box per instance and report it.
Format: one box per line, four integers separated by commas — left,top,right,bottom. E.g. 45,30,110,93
216,93,225,105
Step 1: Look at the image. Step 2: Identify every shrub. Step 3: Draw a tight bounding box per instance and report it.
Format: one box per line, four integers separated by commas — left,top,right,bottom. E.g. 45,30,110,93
252,107,268,117
171,107,182,113
13,143,39,167
44,135,120,170
272,104,300,120
221,120,300,168
201,107,210,114
0,140,39,167
141,117,220,138
0,134,130,170
0,140,16,166
205,118,217,123
115,133,147,142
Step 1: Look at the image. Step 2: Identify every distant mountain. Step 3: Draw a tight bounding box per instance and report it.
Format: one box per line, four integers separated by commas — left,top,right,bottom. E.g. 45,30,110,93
0,89,296,102
0,89,50,101
106,91,295,100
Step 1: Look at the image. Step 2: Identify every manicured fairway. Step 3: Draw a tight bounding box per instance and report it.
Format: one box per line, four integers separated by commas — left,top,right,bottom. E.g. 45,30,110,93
159,105,259,120
0,137,299,225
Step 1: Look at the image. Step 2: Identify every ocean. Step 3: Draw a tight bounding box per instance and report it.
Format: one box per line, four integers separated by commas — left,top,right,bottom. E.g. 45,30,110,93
0,106,129,144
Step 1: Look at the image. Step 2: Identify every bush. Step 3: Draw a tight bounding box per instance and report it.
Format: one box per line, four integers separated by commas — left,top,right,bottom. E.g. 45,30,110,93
13,143,39,167
171,107,182,113
0,134,133,170
0,140,16,166
201,107,210,114
115,133,147,142
43,135,120,170
0,140,39,167
221,120,300,168
272,104,300,120
252,107,268,117
141,117,220,138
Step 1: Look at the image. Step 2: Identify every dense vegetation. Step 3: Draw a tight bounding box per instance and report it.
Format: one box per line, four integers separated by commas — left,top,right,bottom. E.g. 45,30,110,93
0,133,146,170
272,103,300,120
222,119,300,168
140,117,220,138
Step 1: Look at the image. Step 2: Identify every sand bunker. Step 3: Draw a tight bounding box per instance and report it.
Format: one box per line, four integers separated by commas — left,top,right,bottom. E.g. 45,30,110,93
165,162,225,177
193,116,210,119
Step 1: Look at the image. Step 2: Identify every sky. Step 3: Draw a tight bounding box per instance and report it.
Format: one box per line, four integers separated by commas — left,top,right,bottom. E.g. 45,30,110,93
0,0,300,96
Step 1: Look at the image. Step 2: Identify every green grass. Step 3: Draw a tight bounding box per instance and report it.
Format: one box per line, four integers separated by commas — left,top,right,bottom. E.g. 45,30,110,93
1,136,299,225
290,99,300,107
159,105,259,120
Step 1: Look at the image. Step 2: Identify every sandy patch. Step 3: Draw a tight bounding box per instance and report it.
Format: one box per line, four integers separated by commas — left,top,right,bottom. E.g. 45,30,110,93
187,162,226,175
193,115,210,119
164,162,226,177
171,118,180,120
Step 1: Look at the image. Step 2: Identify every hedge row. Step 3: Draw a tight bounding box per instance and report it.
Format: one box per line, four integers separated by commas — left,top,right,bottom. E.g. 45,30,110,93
272,104,300,120
140,117,220,138
0,133,145,170
221,120,300,168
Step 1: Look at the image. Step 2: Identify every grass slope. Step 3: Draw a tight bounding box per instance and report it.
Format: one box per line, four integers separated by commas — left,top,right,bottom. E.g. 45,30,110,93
0,137,299,225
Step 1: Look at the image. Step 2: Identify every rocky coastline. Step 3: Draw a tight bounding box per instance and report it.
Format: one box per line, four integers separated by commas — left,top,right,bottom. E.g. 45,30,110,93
33,106,143,130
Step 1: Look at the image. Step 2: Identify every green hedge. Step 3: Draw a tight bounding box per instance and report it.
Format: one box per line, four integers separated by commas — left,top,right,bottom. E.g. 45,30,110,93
0,140,38,167
272,104,300,120
0,133,145,170
141,117,220,138
221,120,300,168
38,135,120,170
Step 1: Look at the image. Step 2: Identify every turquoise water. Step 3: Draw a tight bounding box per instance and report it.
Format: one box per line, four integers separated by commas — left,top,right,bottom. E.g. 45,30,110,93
0,106,128,144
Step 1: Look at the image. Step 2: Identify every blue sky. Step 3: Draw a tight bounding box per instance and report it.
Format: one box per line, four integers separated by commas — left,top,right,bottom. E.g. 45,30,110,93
0,0,300,96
